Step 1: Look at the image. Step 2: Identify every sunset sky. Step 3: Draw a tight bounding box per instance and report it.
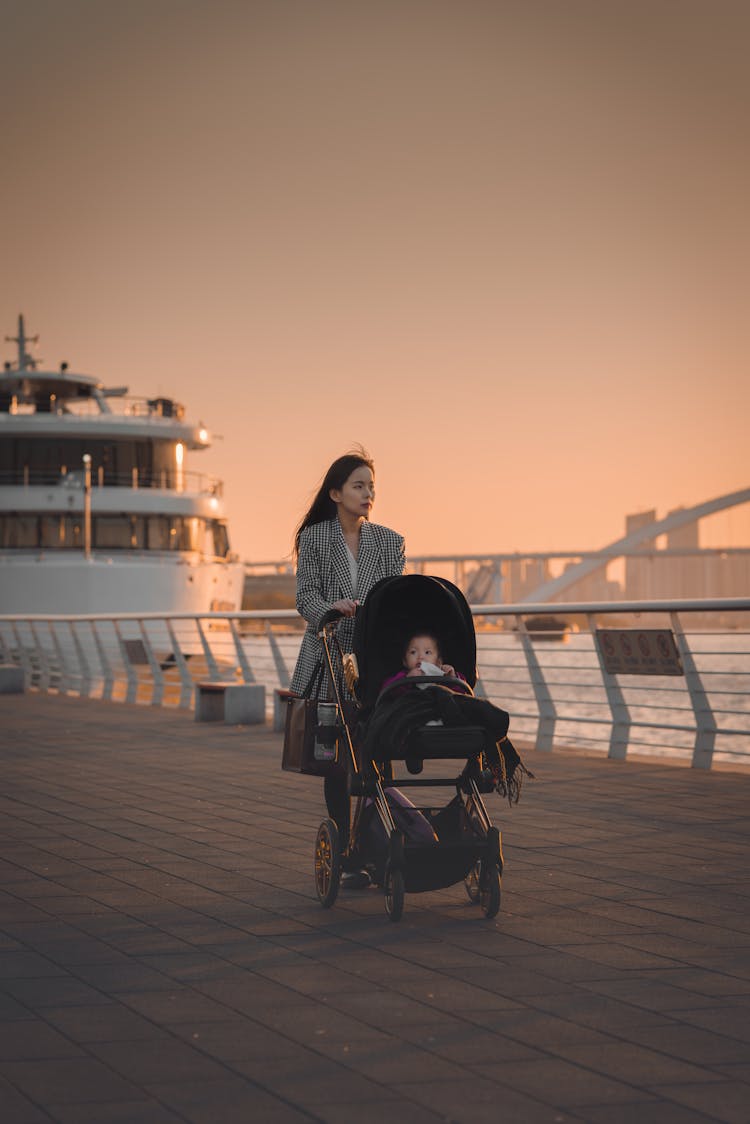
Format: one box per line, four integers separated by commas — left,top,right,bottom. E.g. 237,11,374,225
2,0,748,562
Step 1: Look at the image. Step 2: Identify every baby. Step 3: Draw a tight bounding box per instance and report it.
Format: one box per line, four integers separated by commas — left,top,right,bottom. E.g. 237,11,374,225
402,634,457,680
381,633,466,693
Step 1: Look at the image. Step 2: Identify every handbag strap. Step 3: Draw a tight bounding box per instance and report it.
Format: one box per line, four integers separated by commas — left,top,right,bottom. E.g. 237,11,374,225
301,661,326,699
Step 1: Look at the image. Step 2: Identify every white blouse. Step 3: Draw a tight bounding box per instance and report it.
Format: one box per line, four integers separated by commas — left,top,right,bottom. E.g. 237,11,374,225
346,546,358,600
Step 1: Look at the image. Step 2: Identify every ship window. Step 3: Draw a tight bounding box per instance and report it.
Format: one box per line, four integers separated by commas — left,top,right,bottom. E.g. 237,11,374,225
64,516,84,548
129,516,146,549
169,517,196,551
40,515,65,548
147,516,171,550
2,514,39,548
94,516,132,549
212,521,230,558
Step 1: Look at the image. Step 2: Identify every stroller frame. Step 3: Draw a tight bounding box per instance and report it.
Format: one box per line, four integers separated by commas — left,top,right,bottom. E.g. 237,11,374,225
313,615,504,921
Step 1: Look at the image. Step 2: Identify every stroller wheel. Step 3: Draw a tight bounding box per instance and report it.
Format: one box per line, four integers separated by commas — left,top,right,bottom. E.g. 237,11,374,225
314,819,341,909
464,860,481,904
384,867,405,922
479,865,501,919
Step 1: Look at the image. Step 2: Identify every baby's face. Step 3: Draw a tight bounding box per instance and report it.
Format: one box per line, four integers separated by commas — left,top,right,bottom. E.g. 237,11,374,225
404,636,441,671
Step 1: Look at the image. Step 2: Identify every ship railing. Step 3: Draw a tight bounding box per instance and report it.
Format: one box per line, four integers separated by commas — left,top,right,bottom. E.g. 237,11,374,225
0,468,222,496
3,395,187,419
0,598,748,771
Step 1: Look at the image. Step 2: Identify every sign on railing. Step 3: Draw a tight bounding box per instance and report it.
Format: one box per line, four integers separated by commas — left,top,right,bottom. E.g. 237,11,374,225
595,629,684,676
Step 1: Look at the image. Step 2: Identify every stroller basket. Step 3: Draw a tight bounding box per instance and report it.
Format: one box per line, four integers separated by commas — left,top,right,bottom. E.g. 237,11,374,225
362,789,493,893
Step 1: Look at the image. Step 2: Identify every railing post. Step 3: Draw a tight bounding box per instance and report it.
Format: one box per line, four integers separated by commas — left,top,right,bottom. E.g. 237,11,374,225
92,621,114,701
264,621,289,688
139,620,165,707
515,615,557,751
165,619,194,708
114,621,139,704
195,618,220,679
670,611,717,769
11,621,33,687
72,621,92,698
29,622,51,692
50,622,69,694
230,619,255,682
587,612,631,759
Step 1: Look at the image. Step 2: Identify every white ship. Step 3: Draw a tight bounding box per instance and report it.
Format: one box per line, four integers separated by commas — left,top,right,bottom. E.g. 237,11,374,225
0,316,244,615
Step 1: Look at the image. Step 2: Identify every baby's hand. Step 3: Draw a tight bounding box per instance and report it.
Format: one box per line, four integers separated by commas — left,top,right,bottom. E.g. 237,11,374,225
441,662,456,677
406,667,424,677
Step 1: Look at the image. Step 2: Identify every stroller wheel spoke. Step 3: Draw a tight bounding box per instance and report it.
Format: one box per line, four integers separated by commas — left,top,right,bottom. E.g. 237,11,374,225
464,860,481,904
314,819,341,908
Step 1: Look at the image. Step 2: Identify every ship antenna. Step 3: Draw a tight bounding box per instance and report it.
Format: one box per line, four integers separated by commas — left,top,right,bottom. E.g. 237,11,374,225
5,314,40,371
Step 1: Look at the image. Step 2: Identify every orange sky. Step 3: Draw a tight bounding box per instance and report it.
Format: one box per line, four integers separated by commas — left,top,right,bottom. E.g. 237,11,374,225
2,0,748,562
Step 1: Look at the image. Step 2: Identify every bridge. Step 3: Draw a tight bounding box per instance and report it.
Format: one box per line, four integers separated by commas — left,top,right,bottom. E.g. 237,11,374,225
244,487,750,606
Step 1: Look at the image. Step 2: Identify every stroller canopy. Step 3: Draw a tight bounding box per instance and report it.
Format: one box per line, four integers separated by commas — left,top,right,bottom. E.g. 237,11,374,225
353,574,477,706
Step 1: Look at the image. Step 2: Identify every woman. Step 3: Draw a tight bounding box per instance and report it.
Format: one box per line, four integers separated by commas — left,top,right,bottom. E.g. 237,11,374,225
290,449,405,876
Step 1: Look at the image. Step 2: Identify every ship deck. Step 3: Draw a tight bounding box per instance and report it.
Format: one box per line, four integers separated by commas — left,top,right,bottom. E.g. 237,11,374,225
1,693,748,1123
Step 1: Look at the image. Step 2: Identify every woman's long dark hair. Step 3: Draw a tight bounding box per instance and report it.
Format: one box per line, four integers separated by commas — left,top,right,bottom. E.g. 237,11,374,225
294,448,374,558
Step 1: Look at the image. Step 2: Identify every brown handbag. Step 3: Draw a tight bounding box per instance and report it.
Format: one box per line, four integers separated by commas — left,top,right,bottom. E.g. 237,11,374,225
281,664,341,777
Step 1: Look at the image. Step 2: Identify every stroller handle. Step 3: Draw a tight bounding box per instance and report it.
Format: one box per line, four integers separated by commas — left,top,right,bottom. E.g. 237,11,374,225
317,604,361,636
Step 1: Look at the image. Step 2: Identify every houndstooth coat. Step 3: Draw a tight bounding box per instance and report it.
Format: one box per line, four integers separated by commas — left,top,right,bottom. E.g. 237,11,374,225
289,518,406,697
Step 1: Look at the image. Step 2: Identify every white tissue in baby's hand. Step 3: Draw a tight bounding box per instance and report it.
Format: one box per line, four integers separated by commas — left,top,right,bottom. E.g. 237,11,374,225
419,661,443,677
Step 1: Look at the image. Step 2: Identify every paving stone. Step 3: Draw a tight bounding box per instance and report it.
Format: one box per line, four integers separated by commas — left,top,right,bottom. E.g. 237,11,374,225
0,992,37,1022
469,1057,656,1108
116,987,238,1025
583,1102,725,1124
232,1051,392,1104
1,976,112,1009
554,1040,726,1086
312,1098,450,1124
144,1076,315,1123
0,1019,84,1060
45,1102,187,1123
395,1072,585,1122
87,1037,233,1084
652,1080,750,1124
632,1022,750,1066
42,1003,168,1044
167,1018,302,1062
0,1057,144,1105
0,1074,52,1123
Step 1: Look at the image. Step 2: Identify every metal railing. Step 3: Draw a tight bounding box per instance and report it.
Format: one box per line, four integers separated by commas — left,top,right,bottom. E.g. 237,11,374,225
1,598,748,771
0,468,222,495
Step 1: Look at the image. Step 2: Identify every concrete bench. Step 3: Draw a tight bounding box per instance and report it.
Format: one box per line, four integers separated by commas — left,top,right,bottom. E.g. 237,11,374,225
194,681,266,724
0,664,25,694
273,688,295,732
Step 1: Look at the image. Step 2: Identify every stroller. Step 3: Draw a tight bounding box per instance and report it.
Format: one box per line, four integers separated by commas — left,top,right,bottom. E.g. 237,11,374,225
313,573,527,921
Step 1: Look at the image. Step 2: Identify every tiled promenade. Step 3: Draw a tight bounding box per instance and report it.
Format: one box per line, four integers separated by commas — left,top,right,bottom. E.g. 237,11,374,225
1,694,749,1124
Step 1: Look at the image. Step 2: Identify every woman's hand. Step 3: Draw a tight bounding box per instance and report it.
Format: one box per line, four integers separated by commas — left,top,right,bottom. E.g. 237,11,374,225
332,598,359,617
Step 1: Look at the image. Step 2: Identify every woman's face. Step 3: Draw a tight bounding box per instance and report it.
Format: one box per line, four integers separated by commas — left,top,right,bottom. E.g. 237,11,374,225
330,465,375,520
